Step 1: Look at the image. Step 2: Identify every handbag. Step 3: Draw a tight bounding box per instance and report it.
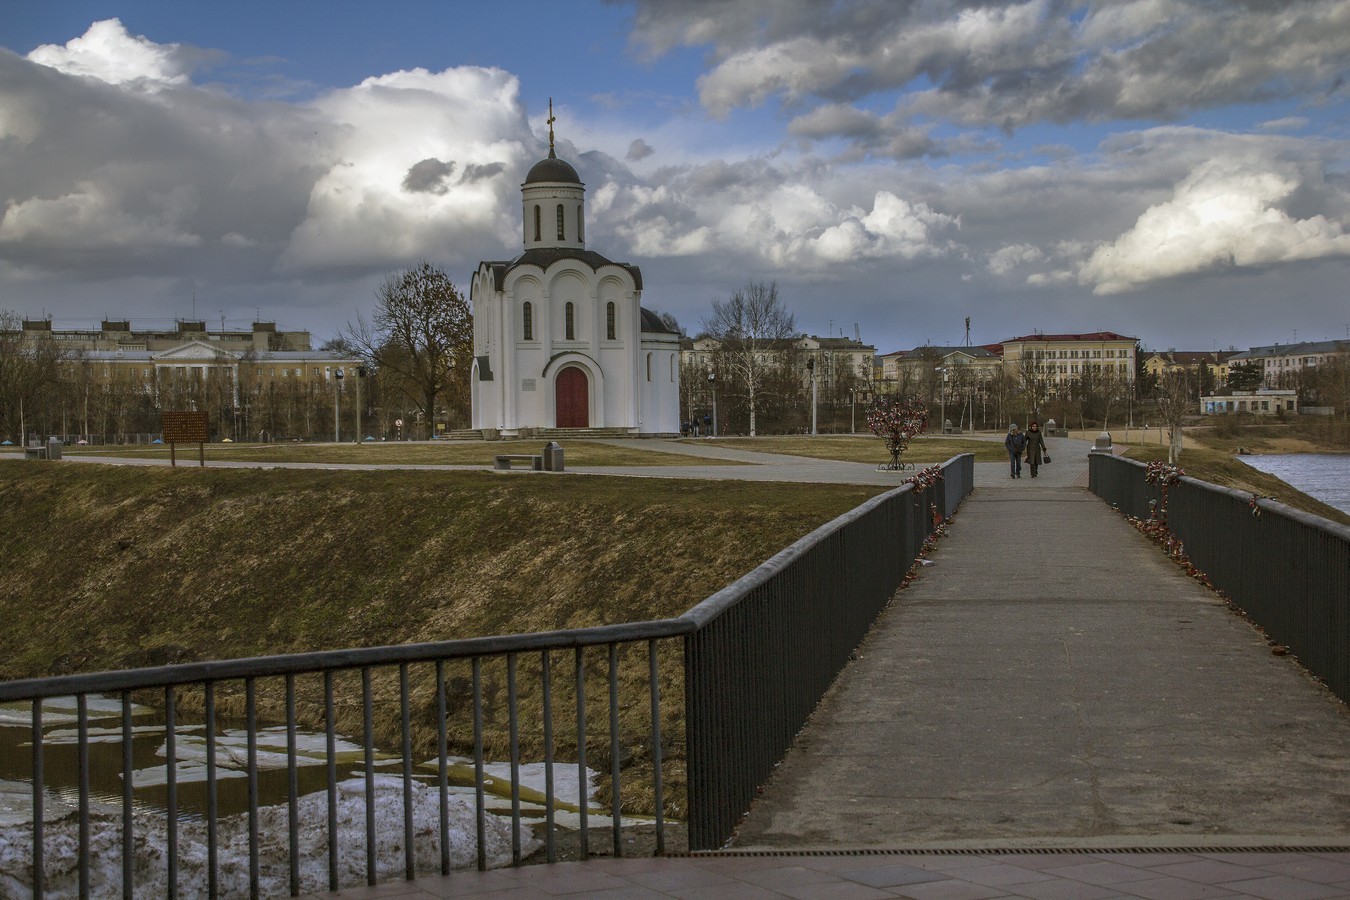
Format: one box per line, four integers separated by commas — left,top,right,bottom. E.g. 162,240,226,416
1042,454,1051,464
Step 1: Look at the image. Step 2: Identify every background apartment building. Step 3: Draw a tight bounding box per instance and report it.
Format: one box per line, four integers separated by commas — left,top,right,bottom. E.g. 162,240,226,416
3,318,363,443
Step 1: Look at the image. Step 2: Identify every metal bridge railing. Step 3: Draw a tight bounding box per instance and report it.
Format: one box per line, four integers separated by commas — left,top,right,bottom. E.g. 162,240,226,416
0,453,974,898
1089,452,1350,703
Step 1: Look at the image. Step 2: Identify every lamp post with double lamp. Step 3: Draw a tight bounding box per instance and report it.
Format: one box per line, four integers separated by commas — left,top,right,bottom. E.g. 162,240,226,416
333,367,343,442
707,370,717,438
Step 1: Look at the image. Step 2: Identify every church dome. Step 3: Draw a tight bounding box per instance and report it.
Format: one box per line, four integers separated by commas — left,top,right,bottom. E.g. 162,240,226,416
524,155,581,185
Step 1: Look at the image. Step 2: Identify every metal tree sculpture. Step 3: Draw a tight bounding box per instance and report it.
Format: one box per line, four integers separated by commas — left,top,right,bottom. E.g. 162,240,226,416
868,395,929,470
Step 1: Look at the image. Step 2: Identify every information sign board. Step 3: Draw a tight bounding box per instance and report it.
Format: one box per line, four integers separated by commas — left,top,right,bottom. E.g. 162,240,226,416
162,411,210,443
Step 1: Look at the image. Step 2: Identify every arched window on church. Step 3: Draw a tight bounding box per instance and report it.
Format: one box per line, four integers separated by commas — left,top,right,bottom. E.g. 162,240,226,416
533,205,541,242
646,353,653,382
578,207,584,242
565,302,575,340
522,302,533,340
557,204,565,241
606,302,616,340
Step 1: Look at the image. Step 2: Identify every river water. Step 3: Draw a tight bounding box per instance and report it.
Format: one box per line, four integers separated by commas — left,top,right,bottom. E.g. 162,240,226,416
1237,453,1350,517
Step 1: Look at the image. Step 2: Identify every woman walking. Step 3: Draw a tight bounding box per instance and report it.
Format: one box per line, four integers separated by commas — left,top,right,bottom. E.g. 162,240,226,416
1024,420,1049,478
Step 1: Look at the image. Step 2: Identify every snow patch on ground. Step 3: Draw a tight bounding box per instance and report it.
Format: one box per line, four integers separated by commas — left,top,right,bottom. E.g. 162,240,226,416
0,775,539,897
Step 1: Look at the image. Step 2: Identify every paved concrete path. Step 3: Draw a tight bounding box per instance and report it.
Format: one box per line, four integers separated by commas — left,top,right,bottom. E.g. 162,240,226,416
4,433,1095,488
731,481,1350,851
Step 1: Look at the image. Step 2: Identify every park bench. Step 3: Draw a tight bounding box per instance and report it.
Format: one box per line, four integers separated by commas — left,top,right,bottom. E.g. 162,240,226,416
494,442,564,472
494,453,543,471
24,443,48,460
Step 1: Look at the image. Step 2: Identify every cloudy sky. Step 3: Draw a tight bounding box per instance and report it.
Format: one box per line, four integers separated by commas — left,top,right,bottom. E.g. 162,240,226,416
2,0,1348,353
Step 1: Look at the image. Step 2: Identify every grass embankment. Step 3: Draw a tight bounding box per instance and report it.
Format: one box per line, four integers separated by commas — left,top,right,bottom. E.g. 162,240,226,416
1117,423,1350,528
679,434,1009,463
0,462,883,815
64,439,739,467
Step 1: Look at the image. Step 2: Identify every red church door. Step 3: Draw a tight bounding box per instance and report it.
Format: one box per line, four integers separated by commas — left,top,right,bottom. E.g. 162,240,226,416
555,366,589,428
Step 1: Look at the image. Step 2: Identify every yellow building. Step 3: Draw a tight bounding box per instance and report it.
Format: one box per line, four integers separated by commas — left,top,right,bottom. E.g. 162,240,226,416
1142,350,1236,384
999,332,1138,390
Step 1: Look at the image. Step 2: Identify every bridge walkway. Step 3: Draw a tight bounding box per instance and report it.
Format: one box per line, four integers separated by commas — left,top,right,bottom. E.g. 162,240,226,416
288,442,1350,897
731,477,1350,850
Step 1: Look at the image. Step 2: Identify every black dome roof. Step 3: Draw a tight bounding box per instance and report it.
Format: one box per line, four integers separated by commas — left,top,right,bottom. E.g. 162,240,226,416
524,155,581,185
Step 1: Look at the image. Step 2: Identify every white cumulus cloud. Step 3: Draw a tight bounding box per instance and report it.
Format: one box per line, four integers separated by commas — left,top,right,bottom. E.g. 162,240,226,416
278,66,534,271
27,18,191,87
1078,158,1350,294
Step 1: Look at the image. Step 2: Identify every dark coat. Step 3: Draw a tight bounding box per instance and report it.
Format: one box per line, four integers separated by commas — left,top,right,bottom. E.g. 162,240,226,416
1005,431,1026,455
1024,428,1048,460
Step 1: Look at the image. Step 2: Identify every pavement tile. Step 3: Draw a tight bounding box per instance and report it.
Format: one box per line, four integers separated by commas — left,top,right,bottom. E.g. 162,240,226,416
1213,875,1350,899
625,865,742,891
889,880,1013,900
995,854,1115,871
837,862,953,888
1110,876,1249,900
1261,857,1350,883
734,864,846,889
1149,860,1264,884
954,862,1055,887
1039,860,1167,886
404,871,529,898
997,877,1127,899
1087,853,1207,868
776,880,899,900
915,857,1003,874
507,863,637,894
691,855,802,874
668,882,785,900
564,888,674,900
1196,851,1312,865
405,886,528,899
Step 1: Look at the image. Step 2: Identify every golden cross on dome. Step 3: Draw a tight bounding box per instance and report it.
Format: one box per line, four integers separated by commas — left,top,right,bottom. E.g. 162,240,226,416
547,97,557,159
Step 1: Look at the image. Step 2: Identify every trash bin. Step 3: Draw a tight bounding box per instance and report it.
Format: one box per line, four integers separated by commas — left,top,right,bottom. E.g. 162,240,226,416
46,437,62,460
542,441,564,472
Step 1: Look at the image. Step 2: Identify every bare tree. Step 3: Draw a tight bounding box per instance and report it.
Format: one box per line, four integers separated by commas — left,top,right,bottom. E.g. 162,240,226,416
0,311,67,442
701,281,796,436
345,262,472,439
1015,355,1054,424
1154,369,1192,464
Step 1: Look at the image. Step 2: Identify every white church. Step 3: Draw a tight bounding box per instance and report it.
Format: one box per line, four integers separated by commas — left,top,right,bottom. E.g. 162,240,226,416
469,114,681,437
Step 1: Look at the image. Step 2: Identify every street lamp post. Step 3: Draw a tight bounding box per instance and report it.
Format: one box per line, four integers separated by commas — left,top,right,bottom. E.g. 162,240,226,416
355,366,367,442
707,370,717,438
936,367,947,433
807,358,817,435
850,389,856,434
334,368,344,442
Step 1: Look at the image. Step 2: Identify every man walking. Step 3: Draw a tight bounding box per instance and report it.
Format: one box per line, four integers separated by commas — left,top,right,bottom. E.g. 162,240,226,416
1005,423,1026,478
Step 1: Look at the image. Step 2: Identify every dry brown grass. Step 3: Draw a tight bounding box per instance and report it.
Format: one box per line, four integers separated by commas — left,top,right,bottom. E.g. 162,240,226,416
1119,444,1349,526
0,462,884,816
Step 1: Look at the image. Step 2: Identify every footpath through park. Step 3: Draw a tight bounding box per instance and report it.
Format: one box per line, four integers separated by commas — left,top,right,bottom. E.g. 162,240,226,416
298,440,1350,899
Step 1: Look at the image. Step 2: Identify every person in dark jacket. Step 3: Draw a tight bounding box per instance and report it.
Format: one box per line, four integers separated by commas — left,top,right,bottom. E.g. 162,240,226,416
1023,420,1049,478
1004,424,1026,478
